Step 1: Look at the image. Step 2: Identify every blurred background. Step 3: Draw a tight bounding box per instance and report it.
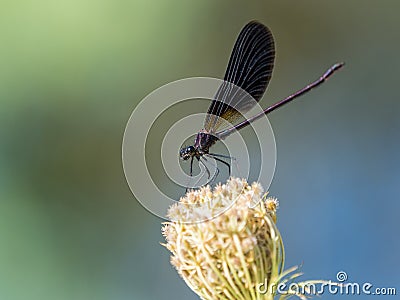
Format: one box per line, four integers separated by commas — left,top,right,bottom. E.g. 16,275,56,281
1,1,399,299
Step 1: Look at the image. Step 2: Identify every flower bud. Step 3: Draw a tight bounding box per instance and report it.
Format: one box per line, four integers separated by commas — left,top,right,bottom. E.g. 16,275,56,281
162,178,282,300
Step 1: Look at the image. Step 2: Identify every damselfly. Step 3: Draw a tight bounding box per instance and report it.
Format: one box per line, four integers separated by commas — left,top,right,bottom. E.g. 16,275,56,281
179,21,344,184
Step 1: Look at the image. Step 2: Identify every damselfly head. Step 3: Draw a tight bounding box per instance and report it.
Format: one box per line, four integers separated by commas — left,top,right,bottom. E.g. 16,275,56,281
180,146,196,160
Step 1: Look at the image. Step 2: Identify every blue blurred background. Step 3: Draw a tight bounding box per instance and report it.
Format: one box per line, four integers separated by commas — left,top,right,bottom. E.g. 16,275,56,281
1,1,399,299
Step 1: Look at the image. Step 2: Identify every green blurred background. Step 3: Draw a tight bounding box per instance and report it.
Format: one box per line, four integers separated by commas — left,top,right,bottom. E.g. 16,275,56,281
1,1,399,299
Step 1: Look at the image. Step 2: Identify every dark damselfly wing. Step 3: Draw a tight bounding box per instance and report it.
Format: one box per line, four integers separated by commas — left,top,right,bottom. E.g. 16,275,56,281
204,21,275,133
